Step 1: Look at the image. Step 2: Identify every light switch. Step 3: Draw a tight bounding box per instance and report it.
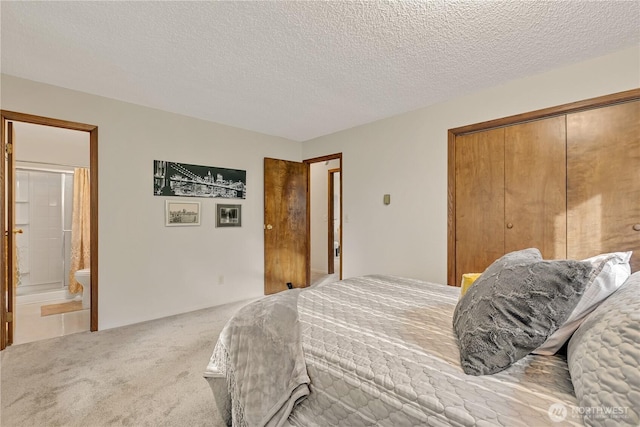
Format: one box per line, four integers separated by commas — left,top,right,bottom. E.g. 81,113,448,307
383,194,391,205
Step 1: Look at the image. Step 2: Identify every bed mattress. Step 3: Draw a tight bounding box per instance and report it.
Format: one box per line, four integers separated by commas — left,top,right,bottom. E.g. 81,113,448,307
288,275,582,426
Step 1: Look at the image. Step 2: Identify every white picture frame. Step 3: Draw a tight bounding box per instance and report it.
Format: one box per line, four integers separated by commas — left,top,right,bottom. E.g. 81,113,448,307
165,200,201,226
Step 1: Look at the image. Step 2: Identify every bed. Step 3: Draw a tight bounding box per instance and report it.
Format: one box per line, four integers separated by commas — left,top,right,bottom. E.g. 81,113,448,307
205,251,640,427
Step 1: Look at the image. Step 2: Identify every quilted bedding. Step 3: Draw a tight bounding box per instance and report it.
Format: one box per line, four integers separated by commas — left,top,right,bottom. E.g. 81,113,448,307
205,289,309,427
288,275,583,426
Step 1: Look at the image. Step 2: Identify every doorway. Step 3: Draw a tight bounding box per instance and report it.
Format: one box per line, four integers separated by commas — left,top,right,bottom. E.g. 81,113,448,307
1,111,99,350
306,154,342,286
328,168,341,275
308,159,342,285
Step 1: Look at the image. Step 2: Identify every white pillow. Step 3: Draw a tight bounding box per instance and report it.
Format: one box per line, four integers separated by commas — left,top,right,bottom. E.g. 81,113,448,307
533,251,632,355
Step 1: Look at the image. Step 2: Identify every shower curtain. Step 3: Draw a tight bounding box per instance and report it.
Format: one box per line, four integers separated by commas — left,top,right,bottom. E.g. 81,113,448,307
69,168,90,294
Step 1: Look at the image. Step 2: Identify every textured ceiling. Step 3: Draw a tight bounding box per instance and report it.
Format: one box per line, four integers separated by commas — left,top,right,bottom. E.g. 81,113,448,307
1,1,639,142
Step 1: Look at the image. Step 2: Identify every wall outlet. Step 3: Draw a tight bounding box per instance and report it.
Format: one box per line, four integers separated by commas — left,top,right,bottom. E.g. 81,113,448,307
218,275,224,285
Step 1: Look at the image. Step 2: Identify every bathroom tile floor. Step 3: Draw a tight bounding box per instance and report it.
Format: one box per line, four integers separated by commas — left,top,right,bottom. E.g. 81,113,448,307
14,299,90,345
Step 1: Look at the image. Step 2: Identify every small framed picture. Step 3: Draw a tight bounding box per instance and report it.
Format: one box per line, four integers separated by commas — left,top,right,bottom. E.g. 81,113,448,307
165,200,201,226
216,204,242,227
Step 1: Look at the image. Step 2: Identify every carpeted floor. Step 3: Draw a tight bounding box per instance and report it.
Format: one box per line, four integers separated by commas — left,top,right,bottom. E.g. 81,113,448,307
1,298,254,427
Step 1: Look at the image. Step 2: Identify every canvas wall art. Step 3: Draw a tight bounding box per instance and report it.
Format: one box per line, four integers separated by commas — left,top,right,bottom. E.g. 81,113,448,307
154,160,246,199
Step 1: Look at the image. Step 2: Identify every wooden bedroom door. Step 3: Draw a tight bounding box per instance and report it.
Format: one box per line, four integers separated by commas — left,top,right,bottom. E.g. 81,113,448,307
567,100,640,271
0,121,15,349
264,158,309,294
0,120,4,349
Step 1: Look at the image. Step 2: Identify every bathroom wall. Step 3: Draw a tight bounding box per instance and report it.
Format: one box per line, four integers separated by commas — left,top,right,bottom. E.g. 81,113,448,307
13,123,90,168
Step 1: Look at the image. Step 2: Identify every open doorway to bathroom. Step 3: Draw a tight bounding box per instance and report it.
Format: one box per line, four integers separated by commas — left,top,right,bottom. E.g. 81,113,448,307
13,124,89,344
1,111,98,350
307,154,342,287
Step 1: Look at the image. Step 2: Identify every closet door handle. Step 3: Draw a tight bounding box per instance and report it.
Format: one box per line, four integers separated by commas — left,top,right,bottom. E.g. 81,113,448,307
506,223,514,229
633,224,640,231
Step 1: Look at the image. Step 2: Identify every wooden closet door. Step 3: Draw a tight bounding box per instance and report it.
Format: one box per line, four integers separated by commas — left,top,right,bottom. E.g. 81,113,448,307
567,100,640,271
504,116,567,259
455,128,505,285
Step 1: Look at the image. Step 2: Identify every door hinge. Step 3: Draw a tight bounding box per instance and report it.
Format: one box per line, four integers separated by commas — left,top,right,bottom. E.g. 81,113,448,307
6,312,13,323
5,143,12,155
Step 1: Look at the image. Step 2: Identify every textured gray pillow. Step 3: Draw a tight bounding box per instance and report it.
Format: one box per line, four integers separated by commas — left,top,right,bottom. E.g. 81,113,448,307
567,272,640,426
453,248,592,376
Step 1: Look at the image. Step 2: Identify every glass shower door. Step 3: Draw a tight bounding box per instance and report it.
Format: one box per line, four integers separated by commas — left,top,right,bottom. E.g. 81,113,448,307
62,172,73,289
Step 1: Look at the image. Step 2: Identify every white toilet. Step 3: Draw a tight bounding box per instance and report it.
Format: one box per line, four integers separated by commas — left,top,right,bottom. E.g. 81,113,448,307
74,268,91,309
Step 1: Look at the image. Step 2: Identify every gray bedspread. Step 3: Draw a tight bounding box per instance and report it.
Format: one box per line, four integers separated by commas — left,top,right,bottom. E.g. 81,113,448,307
204,289,309,427
206,275,585,426
290,275,583,426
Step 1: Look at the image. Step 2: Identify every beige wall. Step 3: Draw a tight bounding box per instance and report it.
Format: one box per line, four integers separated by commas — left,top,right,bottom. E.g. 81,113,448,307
1,75,301,329
302,46,640,284
2,45,637,329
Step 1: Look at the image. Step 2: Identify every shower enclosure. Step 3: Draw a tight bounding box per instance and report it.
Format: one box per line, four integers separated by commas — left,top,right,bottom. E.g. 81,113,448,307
15,166,74,300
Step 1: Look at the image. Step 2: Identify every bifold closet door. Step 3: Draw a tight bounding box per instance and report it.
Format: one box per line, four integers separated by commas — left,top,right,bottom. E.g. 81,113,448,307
504,116,567,259
454,117,567,285
455,128,505,285
567,100,640,271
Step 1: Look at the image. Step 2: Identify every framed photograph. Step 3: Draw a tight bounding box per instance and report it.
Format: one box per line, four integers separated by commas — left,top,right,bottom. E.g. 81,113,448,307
165,200,201,226
154,160,246,199
216,204,242,227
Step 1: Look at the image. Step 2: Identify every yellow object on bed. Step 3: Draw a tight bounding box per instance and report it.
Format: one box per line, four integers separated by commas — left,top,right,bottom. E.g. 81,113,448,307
460,273,482,298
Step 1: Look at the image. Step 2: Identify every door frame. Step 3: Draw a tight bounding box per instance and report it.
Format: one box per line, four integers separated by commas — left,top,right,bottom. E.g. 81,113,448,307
1,110,99,350
304,153,342,281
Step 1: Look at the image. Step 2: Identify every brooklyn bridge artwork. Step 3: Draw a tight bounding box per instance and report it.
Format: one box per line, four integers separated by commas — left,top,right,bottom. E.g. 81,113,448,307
154,160,246,199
